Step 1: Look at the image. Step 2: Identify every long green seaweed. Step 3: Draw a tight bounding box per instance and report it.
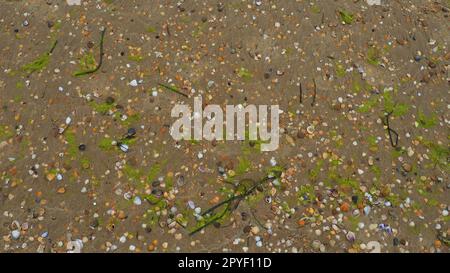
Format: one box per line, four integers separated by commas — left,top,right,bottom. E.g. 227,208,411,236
73,27,106,76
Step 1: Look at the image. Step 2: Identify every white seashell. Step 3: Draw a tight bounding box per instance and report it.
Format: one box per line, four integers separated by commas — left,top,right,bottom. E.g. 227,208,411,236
346,231,356,242
367,241,381,253
129,79,138,87
119,143,129,152
67,239,83,253
187,200,195,209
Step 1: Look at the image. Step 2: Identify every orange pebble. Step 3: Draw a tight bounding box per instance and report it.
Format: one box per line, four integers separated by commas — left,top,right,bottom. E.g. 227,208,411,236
340,202,350,212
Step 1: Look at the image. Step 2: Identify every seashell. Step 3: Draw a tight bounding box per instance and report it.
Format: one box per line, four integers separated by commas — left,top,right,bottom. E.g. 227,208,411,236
119,143,129,153
67,239,83,253
367,241,381,253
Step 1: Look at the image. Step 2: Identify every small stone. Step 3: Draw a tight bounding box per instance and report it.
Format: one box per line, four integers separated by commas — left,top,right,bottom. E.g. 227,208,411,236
78,144,86,151
127,128,137,138
217,3,224,12
251,226,260,235
129,79,138,87
46,173,56,181
11,230,20,240
402,163,412,172
133,196,142,206
311,240,321,250
117,210,127,220
297,130,306,139
340,202,350,212
393,237,399,246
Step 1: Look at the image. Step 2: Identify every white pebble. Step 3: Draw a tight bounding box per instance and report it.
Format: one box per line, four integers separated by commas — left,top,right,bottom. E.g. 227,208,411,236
129,79,138,87
11,230,20,239
133,196,142,206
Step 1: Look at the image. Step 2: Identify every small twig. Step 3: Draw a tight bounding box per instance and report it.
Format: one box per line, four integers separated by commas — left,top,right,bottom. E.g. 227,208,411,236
385,111,399,148
166,24,171,36
49,40,58,54
311,78,317,106
73,28,106,76
299,83,303,104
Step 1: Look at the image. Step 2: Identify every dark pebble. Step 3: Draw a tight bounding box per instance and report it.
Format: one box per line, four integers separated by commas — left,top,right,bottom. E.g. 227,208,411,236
217,3,224,12
297,130,306,139
151,189,163,198
105,96,115,105
127,128,137,138
393,237,399,246
78,144,86,151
